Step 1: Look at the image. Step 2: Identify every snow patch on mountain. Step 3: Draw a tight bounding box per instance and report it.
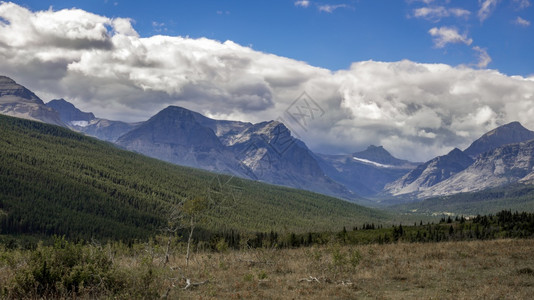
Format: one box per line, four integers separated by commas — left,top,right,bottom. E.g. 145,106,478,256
352,157,395,168
70,120,89,127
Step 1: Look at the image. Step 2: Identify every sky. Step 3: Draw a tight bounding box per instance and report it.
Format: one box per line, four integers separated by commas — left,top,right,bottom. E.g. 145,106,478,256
1,0,534,161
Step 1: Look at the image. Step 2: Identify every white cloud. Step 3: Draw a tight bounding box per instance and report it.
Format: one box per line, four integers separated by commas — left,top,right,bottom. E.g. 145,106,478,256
513,0,531,9
449,8,471,18
428,27,473,48
1,3,534,161
478,0,499,22
413,6,470,21
318,4,349,13
294,0,310,8
514,16,531,26
472,46,492,68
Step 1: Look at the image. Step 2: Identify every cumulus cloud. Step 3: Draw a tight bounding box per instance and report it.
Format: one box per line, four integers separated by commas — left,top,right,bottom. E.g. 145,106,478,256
1,3,534,161
514,16,531,26
428,27,473,48
478,0,499,22
413,6,470,21
294,0,310,8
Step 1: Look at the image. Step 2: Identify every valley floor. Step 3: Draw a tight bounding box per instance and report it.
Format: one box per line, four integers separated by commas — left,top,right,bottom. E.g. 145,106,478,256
2,239,533,299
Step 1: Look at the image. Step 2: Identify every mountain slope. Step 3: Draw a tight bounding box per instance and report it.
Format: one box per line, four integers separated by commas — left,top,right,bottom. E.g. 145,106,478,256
116,106,253,177
420,139,534,198
383,148,474,197
391,184,534,216
116,105,359,201
0,114,390,240
46,99,95,123
353,145,414,167
464,121,534,158
46,98,138,142
0,76,64,126
316,146,418,197
227,121,357,200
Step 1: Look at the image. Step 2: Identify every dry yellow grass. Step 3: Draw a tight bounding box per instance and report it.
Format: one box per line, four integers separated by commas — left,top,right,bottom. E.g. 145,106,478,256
155,239,534,299
1,239,533,299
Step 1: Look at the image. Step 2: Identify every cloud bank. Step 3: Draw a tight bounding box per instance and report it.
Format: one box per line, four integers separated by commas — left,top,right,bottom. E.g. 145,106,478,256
1,2,534,161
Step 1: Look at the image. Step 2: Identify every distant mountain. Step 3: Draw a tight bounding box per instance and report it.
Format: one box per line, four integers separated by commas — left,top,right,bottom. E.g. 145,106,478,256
46,99,95,123
227,121,356,200
420,139,534,198
116,106,251,176
0,76,64,126
46,98,138,142
383,148,474,197
353,145,414,167
116,106,358,201
464,122,534,158
316,146,418,197
384,122,534,200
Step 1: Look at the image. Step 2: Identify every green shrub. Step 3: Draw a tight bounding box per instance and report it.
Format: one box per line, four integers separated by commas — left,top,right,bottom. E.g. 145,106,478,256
7,237,126,298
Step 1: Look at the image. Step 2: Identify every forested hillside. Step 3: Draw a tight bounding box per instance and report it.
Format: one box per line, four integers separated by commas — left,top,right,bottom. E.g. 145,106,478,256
0,115,388,241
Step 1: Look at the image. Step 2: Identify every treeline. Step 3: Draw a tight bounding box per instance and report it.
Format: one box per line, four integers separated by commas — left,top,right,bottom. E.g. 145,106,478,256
180,210,534,251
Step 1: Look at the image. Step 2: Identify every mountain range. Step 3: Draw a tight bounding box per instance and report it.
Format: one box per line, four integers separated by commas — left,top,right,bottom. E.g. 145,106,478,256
2,75,534,207
383,121,534,201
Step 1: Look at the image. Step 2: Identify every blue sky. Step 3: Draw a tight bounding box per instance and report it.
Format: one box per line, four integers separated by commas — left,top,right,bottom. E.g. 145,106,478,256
12,0,534,76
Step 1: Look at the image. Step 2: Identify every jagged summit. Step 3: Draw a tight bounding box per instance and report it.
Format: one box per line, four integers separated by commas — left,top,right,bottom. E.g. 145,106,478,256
383,147,474,196
464,121,534,158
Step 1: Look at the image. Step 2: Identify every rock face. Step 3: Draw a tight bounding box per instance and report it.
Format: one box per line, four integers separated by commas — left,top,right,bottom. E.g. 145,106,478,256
116,105,357,201
383,122,534,200
0,76,64,126
464,122,534,158
227,121,355,199
383,148,474,197
421,140,534,197
316,146,418,197
46,98,138,142
116,106,249,175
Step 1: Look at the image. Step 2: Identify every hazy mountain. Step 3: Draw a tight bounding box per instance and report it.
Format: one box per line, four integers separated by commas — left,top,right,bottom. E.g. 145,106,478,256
46,99,95,123
464,122,534,158
316,146,418,197
46,98,139,142
383,148,474,197
116,106,253,177
353,145,414,167
0,76,64,126
420,139,534,198
227,120,357,200
384,122,534,200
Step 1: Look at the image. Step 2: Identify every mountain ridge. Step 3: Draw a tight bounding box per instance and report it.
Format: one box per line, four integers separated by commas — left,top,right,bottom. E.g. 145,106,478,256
0,76,64,126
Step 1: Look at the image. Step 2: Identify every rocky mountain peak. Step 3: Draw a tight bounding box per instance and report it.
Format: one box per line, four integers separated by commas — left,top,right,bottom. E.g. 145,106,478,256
46,99,95,122
464,121,534,158
0,76,42,103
